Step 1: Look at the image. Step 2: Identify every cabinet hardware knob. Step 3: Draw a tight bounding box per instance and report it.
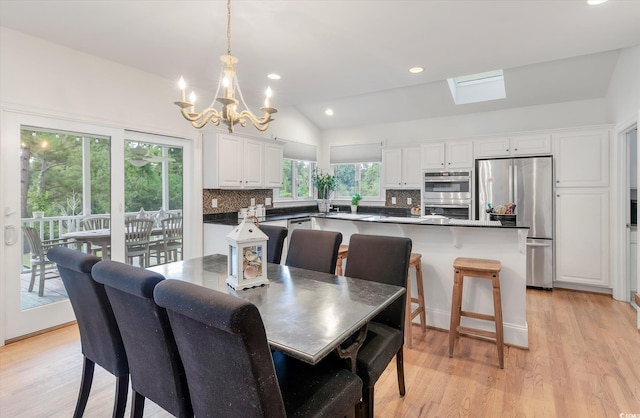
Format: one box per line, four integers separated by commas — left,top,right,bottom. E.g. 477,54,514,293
506,149,509,152
557,194,560,197
448,162,451,165
514,148,518,151
556,180,559,183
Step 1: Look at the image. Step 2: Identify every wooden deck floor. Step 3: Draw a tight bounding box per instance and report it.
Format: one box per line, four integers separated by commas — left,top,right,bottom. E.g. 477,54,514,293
1,288,639,417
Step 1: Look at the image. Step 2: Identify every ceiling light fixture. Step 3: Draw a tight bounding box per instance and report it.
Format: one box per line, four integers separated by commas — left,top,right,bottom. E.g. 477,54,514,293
267,73,281,80
587,0,608,4
409,66,424,74
325,109,334,116
174,0,277,133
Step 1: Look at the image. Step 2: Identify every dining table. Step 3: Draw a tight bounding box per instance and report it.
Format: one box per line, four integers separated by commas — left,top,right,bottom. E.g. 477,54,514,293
147,254,406,371
61,227,163,260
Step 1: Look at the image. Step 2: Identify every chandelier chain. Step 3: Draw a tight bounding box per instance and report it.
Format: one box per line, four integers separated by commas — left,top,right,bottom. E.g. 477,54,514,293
226,0,231,55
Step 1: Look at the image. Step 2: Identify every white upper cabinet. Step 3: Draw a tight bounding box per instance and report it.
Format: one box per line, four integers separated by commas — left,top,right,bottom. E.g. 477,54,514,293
204,133,278,189
264,143,284,188
421,141,473,170
474,134,551,158
554,129,610,188
383,147,421,189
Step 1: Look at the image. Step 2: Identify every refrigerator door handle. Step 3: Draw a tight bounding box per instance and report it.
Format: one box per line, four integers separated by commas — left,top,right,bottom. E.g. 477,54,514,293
526,242,552,247
512,161,518,206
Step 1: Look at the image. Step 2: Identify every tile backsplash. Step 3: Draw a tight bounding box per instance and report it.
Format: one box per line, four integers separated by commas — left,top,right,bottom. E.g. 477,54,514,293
203,189,274,214
385,189,421,208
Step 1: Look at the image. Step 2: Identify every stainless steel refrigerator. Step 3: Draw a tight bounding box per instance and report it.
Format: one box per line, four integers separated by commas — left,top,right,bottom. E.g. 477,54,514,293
475,156,554,288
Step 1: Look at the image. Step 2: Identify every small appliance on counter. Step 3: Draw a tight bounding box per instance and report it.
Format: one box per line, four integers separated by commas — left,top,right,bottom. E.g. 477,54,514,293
631,200,637,225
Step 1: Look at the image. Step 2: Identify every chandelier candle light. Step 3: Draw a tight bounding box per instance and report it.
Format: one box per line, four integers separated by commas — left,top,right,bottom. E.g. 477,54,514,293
174,0,277,133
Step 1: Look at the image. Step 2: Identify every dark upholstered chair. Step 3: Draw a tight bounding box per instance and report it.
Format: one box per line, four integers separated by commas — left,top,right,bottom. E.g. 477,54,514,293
92,260,192,418
344,233,412,418
259,224,288,264
285,229,342,274
46,247,128,418
154,279,363,418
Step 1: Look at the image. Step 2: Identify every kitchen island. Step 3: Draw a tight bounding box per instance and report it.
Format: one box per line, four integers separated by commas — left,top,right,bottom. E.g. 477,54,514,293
204,211,530,348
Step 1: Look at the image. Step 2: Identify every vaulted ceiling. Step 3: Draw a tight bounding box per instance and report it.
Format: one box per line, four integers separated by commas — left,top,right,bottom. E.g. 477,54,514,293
1,0,639,131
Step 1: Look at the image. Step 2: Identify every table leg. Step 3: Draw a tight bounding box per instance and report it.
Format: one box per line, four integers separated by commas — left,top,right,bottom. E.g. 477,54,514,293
336,323,368,373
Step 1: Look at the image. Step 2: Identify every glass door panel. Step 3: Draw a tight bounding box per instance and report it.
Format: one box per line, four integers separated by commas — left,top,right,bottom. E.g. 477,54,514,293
124,136,183,267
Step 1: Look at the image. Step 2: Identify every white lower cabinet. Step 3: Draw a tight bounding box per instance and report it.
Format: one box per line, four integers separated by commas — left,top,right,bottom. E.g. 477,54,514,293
555,188,610,287
631,227,637,295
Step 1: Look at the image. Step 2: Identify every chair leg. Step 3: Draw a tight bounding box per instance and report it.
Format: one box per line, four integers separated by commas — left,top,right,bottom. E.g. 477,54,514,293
448,270,463,357
28,268,36,292
405,279,413,349
113,375,128,418
131,391,145,418
72,356,95,418
396,348,406,396
38,263,46,297
360,386,374,418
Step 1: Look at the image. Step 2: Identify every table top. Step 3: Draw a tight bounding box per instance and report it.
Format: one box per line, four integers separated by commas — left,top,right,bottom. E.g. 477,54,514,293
62,227,163,240
147,254,405,365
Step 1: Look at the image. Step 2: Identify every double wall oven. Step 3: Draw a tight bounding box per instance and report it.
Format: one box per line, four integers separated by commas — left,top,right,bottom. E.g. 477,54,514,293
422,170,472,219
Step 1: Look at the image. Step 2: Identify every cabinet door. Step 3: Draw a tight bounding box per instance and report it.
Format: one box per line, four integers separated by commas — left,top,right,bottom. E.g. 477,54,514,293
511,134,551,156
474,137,510,158
383,148,403,188
554,130,609,187
421,143,446,170
447,141,473,169
264,143,283,188
217,135,244,187
243,138,264,188
555,188,609,287
402,147,421,188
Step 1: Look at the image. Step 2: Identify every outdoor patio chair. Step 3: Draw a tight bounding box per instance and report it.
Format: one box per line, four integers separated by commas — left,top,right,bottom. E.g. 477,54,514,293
150,216,183,265
125,219,154,268
22,226,69,297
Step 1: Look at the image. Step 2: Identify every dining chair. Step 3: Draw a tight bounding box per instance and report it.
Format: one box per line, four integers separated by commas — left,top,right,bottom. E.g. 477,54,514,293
22,226,69,296
154,279,363,418
124,218,154,267
259,224,288,264
151,215,183,265
81,216,111,257
344,233,412,418
92,260,192,418
285,229,342,274
46,247,128,418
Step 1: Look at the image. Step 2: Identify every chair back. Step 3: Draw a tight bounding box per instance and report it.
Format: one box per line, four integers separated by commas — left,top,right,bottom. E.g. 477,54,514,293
92,260,192,417
259,225,288,264
285,229,342,274
344,234,412,331
83,216,110,231
22,226,45,260
161,216,183,248
154,279,287,417
46,247,128,377
125,218,154,246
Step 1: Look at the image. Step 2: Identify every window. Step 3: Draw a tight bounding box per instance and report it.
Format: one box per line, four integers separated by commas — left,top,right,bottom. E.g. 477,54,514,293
332,162,381,200
274,159,314,200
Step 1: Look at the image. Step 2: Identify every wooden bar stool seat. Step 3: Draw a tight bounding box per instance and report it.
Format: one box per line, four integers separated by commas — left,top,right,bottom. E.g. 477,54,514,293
336,244,349,276
405,253,426,349
448,257,504,368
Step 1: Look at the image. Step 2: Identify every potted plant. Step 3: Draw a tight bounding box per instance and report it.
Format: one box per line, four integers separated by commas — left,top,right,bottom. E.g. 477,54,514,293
350,193,362,213
312,169,337,213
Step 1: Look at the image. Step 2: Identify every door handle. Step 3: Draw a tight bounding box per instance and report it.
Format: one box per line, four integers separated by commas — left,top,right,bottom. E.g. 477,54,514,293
526,242,552,247
5,225,17,245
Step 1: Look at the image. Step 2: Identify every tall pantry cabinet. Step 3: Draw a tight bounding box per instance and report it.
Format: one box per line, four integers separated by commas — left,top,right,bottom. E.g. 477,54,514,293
554,128,611,288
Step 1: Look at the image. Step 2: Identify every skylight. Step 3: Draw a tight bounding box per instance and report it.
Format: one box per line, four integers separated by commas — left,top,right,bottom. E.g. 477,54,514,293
447,69,506,105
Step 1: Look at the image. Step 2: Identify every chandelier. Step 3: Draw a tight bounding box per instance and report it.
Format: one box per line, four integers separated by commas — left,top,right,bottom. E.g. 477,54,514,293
174,0,277,133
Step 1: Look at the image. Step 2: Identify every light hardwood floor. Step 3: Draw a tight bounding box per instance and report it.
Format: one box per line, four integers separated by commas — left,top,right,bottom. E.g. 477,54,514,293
1,288,639,417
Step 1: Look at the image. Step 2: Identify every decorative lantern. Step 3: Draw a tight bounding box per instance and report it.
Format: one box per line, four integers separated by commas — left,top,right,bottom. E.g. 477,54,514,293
226,218,269,290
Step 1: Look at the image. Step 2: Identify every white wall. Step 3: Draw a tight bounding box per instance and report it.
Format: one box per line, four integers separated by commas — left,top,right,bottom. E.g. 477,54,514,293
605,45,640,127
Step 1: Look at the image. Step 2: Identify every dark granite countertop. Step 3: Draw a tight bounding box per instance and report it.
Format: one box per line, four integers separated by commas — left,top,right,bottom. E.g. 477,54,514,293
204,205,529,229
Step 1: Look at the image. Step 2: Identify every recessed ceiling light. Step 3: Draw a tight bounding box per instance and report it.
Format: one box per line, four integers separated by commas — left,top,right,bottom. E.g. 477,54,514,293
325,109,334,116
267,73,281,80
587,0,608,4
409,66,424,74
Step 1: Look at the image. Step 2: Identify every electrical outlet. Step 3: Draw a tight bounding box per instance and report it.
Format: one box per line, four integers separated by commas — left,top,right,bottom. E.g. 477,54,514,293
265,197,272,206
407,197,412,205
250,198,256,206
211,198,218,208
391,197,397,205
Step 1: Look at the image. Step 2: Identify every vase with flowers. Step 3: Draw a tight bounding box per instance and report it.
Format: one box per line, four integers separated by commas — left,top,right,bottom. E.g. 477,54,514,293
312,169,337,213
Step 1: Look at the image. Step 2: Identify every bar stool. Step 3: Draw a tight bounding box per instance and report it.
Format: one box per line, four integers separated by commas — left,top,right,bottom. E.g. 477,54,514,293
405,253,426,349
448,257,504,369
336,244,349,276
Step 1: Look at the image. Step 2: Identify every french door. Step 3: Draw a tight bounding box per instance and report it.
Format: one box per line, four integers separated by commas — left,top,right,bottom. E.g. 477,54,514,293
1,112,194,342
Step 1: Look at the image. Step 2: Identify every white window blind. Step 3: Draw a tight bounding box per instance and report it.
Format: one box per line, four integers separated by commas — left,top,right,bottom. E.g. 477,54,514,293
282,140,317,162
329,143,382,164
